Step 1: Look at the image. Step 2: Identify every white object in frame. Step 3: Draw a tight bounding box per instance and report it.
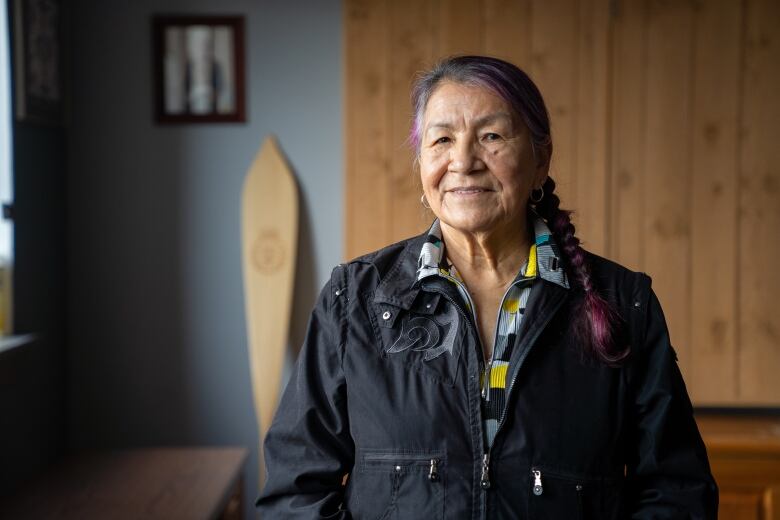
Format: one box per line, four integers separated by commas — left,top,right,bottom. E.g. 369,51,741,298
185,25,214,114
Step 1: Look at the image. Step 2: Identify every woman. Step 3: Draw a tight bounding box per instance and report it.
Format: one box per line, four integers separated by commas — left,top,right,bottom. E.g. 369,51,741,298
257,56,718,518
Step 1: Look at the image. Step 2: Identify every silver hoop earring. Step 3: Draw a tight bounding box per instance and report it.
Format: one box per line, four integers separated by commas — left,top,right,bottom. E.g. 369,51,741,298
530,187,544,203
421,194,431,209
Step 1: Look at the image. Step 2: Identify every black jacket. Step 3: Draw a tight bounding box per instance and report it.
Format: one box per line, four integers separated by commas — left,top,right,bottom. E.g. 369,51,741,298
257,230,718,519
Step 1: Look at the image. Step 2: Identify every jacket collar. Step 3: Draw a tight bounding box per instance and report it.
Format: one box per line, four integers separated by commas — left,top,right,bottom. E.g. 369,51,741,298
372,233,428,309
417,210,569,288
374,212,570,309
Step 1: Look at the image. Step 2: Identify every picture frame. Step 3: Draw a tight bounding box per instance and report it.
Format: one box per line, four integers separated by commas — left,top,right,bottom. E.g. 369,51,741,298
13,0,64,124
152,15,246,124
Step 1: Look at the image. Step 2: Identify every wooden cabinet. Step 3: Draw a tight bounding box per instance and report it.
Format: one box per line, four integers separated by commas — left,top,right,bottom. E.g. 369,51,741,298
698,415,780,520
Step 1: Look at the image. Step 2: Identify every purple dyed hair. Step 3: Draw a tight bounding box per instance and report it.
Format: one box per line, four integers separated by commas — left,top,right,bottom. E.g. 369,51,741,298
410,56,551,156
411,56,628,365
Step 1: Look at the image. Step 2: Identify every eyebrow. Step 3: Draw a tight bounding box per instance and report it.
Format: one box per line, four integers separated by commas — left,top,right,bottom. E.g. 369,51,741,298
425,112,514,132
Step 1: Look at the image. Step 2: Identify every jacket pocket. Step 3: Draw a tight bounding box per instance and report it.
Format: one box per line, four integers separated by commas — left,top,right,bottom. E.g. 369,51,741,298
528,465,623,520
369,293,463,386
348,450,446,520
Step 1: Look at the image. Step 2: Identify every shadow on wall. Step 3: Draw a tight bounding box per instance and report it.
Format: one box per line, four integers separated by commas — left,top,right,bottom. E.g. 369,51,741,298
68,127,194,450
287,168,318,363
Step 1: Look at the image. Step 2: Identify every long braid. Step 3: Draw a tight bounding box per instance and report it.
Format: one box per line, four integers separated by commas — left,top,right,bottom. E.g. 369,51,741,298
534,177,629,365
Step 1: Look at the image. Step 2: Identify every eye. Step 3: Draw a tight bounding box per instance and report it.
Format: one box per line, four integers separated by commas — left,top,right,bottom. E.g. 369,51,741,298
483,133,502,142
433,136,451,145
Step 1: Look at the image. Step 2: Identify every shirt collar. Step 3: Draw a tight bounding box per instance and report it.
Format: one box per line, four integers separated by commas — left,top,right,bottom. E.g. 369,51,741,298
416,212,570,289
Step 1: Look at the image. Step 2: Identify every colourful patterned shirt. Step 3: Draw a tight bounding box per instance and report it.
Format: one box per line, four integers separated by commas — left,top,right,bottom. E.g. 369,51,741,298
416,213,570,448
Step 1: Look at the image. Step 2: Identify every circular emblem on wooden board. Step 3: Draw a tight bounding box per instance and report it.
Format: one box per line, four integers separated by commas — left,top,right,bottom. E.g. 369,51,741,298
251,229,286,274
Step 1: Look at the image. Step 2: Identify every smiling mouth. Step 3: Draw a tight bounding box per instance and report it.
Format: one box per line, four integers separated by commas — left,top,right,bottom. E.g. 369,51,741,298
448,187,491,194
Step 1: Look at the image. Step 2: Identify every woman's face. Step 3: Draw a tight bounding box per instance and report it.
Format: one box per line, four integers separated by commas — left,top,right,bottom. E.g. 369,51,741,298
419,81,548,236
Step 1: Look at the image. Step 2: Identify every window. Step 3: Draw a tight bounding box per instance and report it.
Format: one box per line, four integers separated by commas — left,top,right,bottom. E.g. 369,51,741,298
0,1,14,335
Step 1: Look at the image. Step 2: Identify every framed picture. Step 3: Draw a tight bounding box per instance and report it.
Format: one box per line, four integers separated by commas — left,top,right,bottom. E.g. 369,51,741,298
152,15,246,123
13,0,63,124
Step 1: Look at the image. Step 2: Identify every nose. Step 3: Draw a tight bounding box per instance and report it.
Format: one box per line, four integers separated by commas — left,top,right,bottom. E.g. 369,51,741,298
449,138,484,174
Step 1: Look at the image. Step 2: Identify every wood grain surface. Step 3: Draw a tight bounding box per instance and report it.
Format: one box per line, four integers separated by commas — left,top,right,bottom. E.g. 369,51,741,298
0,448,247,520
698,415,780,519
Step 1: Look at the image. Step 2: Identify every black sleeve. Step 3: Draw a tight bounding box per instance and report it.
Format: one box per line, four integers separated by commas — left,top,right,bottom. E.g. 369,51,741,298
256,266,354,519
625,282,719,519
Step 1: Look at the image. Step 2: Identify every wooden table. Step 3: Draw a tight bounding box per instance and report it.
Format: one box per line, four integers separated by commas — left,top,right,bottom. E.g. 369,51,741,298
0,447,248,520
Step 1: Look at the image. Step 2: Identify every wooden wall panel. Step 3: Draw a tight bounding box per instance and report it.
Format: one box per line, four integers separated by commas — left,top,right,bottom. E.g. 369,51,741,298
739,0,780,405
610,0,646,272
482,0,533,68
438,0,484,56
530,0,578,216
574,0,611,255
642,0,695,377
345,0,390,257
689,0,742,404
344,0,780,406
388,0,436,240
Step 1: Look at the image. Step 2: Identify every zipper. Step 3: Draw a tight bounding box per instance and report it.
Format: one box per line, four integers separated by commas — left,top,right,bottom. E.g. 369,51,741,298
436,271,515,400
532,468,543,495
530,467,589,495
531,466,587,519
435,272,484,360
424,286,490,507
425,281,566,516
362,453,445,484
481,291,568,506
481,282,522,400
428,458,440,482
492,291,568,435
480,453,491,489
530,465,620,483
363,453,442,463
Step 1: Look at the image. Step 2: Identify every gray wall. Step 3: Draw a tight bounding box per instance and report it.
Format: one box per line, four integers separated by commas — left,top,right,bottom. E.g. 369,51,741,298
68,1,342,516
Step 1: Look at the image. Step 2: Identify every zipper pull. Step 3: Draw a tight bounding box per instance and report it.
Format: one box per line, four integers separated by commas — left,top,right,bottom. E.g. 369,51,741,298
481,366,490,400
480,453,491,489
428,458,440,482
532,469,543,496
